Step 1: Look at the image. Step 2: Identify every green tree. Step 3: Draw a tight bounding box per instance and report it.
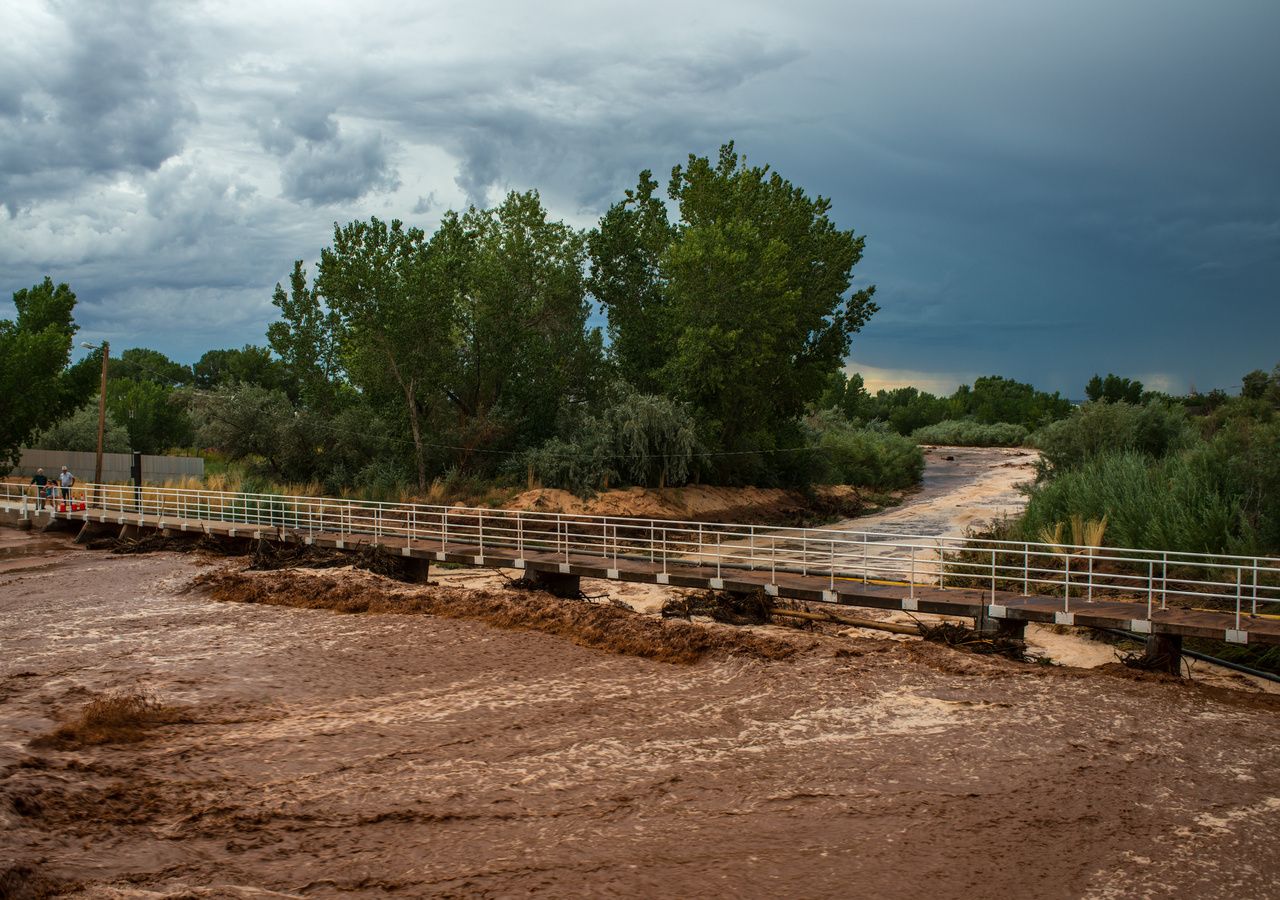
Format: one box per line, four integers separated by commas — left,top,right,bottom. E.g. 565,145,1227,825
1241,368,1270,401
432,191,603,464
192,345,291,397
316,216,448,490
952,375,1071,428
587,170,675,393
595,143,877,479
0,278,89,472
108,377,194,453
111,347,191,386
817,371,871,421
267,261,346,410
1085,373,1144,404
31,403,131,453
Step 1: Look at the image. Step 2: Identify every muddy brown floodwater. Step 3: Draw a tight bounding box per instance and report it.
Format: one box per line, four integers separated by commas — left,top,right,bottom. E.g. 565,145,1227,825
2,532,1280,899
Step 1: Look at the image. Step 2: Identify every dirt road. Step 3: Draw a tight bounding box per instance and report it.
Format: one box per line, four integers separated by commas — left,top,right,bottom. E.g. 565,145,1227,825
2,535,1279,898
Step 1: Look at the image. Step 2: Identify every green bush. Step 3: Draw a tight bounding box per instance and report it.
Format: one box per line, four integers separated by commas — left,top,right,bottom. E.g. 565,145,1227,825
520,389,700,495
808,412,924,490
1030,400,1195,478
1019,418,1280,556
912,420,1028,447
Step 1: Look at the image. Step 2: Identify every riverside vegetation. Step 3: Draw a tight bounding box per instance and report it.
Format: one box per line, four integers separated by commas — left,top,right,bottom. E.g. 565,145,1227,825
5,139,1278,561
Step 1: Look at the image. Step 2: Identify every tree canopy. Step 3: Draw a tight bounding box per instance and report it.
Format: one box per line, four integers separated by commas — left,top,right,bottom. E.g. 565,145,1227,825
592,143,877,481
0,278,90,472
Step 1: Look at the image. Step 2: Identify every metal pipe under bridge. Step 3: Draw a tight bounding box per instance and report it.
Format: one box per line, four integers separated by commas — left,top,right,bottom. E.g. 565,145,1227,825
5,482,1279,671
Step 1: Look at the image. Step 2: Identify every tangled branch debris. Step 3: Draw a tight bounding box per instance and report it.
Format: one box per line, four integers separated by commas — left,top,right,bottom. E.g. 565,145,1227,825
661,589,773,625
915,620,1029,661
190,568,799,665
661,589,922,635
31,689,190,749
248,540,416,581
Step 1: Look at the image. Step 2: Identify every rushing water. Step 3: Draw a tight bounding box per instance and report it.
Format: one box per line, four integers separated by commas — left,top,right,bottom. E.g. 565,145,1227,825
2,542,1278,897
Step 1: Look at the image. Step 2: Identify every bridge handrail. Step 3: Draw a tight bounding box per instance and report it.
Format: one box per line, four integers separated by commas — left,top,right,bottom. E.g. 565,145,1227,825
3,481,1277,634
4,479,1277,566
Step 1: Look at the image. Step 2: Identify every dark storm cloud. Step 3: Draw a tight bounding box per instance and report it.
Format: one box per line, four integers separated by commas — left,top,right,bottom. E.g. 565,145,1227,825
346,34,803,208
1,0,1276,393
0,0,194,212
279,129,400,205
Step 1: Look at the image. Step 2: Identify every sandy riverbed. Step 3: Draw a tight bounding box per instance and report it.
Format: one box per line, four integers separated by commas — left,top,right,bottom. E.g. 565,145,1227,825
2,535,1280,898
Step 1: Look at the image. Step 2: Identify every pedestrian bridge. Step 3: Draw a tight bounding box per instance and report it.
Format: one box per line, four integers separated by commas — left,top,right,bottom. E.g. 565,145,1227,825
4,482,1279,663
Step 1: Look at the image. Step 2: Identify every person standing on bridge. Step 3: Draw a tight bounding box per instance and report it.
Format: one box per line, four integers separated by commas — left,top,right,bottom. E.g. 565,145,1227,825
30,468,48,510
58,466,75,503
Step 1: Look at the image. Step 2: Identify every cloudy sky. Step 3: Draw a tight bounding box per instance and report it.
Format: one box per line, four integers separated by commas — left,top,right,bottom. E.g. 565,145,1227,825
2,0,1277,397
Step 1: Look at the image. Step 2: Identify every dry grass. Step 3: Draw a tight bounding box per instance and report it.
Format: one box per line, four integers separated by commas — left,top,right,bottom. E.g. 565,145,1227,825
31,690,189,749
191,567,802,665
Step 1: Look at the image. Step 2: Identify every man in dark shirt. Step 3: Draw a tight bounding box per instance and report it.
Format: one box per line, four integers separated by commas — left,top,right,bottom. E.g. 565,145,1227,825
30,468,48,510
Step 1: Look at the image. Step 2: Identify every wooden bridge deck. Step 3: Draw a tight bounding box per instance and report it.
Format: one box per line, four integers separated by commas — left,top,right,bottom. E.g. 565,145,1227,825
17,503,1278,649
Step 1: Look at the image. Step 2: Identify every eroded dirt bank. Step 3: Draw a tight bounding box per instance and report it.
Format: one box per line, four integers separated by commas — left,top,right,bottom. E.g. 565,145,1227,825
2,539,1279,898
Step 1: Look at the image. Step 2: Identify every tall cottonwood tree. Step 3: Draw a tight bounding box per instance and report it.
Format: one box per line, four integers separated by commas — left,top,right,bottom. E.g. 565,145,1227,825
267,261,346,411
315,217,448,490
587,170,674,394
591,143,877,477
0,278,91,471
430,191,603,462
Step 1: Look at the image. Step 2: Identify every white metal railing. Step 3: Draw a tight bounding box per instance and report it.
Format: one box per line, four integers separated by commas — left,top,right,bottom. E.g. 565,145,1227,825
4,481,1278,631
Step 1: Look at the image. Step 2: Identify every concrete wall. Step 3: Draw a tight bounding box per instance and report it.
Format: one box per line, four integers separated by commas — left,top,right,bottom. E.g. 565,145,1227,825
15,448,204,484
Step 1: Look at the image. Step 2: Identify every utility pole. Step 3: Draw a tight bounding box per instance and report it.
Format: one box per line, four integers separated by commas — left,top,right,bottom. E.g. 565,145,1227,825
95,340,109,493
82,340,110,506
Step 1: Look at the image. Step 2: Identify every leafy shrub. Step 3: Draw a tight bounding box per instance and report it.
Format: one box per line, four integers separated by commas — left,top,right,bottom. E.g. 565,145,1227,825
807,412,924,490
1019,419,1280,556
30,403,131,453
912,420,1028,447
521,389,700,495
1030,400,1195,478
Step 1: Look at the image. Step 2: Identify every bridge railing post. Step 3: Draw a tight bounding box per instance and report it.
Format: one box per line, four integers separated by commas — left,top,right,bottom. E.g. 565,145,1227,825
990,548,996,598
1087,551,1094,602
1152,560,1162,622
1235,565,1243,632
1023,544,1029,596
1161,553,1168,610
1253,562,1259,616
1063,551,1071,613
910,545,916,599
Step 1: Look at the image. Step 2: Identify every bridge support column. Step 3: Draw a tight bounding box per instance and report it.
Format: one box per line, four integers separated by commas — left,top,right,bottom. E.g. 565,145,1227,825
1142,633,1183,676
119,523,145,541
75,521,115,545
36,511,71,534
403,556,431,584
993,617,1026,641
526,568,581,599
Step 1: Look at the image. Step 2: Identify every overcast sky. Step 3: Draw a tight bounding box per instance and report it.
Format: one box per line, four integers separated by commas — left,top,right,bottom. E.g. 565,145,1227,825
2,0,1277,396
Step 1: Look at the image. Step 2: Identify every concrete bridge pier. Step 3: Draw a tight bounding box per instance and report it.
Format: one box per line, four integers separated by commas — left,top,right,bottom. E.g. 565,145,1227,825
973,606,1026,641
75,520,116,544
119,523,147,541
526,568,582,599
403,556,432,584
1143,634,1183,675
